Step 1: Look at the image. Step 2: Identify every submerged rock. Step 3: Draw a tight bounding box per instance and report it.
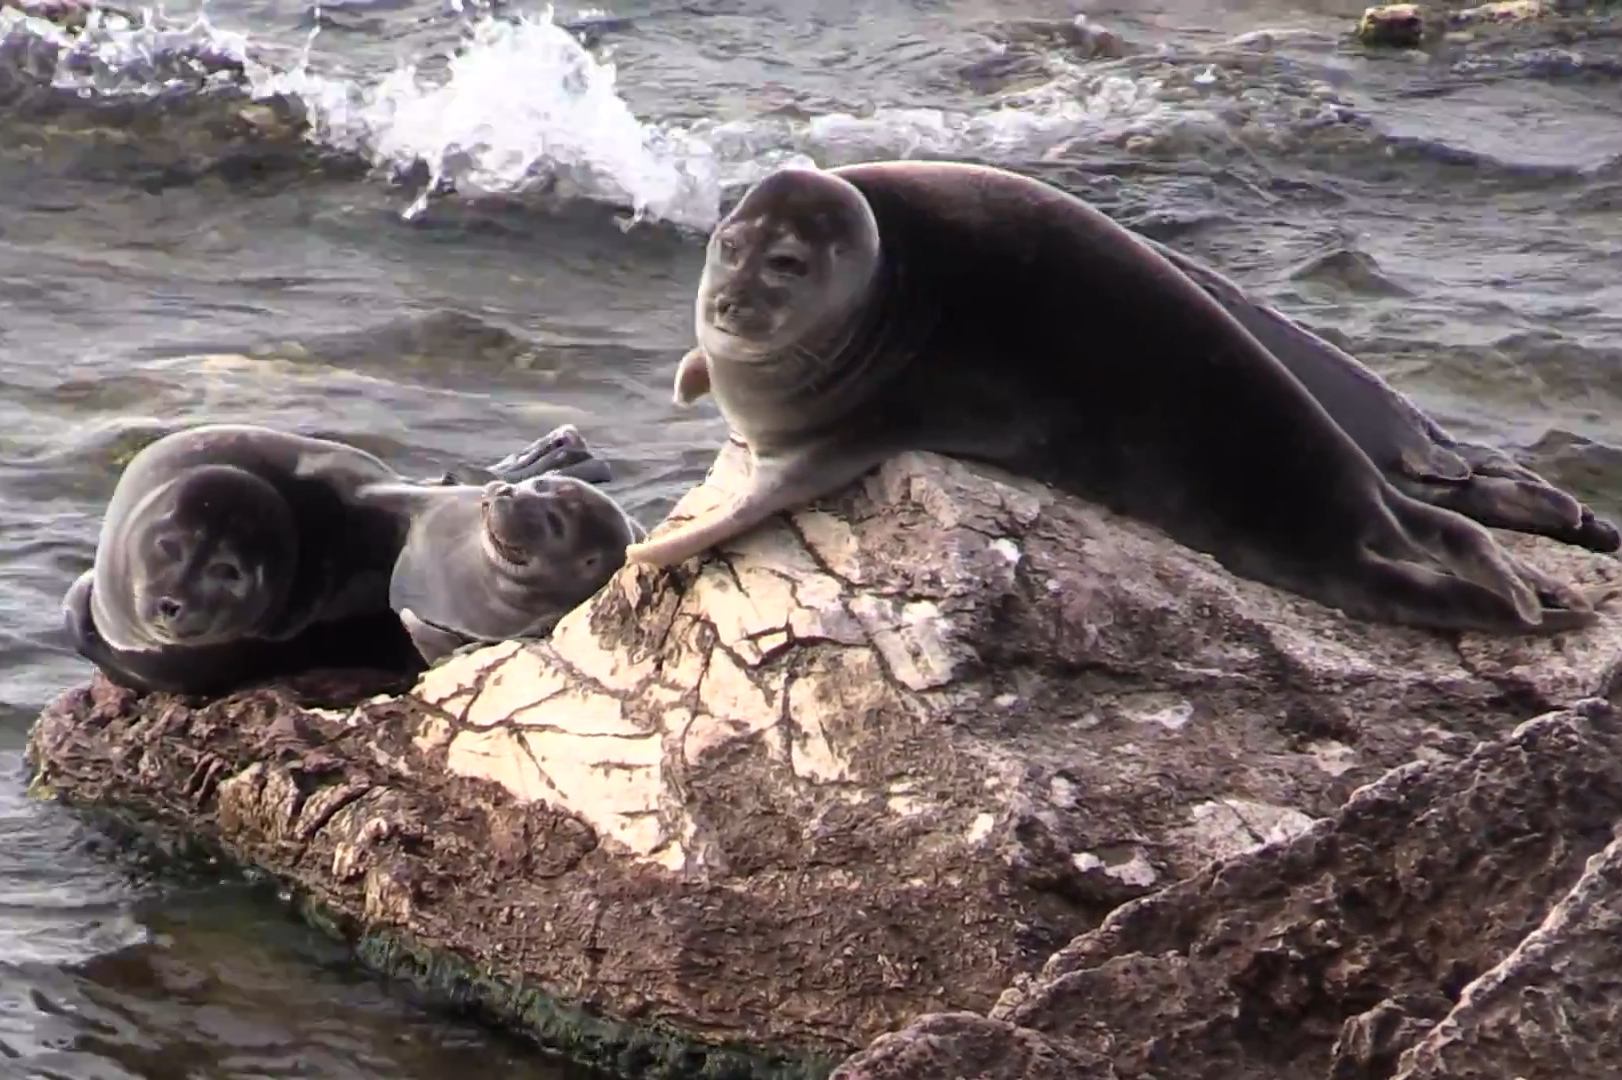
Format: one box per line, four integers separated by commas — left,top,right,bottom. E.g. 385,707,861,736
26,443,1622,1077
834,699,1622,1080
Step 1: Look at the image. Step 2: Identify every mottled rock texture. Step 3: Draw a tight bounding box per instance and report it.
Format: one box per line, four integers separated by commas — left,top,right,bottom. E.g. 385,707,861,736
27,444,1622,1078
1355,0,1553,49
834,700,1622,1080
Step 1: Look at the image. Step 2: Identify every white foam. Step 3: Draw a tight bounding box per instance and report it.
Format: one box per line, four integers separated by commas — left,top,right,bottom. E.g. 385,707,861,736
1,4,1359,230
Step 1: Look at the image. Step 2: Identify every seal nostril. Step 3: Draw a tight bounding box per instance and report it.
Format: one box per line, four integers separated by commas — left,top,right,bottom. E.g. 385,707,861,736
157,598,182,620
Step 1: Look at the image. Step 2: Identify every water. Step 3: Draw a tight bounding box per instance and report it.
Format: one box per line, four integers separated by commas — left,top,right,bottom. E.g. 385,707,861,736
2,0,1622,1074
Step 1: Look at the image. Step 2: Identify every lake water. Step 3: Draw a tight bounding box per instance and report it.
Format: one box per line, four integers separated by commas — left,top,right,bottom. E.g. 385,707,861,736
2,0,1621,1075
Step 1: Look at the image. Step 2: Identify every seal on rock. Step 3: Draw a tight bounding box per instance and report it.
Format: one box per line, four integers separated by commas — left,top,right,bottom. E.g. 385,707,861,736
64,422,615,695
373,473,645,665
1140,236,1621,554
639,160,1612,635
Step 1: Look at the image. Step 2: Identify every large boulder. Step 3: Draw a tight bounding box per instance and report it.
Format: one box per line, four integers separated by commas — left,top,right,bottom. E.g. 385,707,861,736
833,698,1622,1080
26,443,1622,1078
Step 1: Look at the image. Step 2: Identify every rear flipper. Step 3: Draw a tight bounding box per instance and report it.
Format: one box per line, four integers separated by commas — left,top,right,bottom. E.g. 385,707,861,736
433,423,615,488
1345,553,1600,635
1373,494,1618,635
1437,440,1622,554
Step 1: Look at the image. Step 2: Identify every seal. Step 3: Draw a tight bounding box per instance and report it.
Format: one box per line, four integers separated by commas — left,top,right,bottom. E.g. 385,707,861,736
1140,236,1621,554
370,473,644,665
636,160,1613,635
64,421,615,695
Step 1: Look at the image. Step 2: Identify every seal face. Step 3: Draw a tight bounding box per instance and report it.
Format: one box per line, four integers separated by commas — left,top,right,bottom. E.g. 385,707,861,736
638,160,1615,635
389,473,643,665
115,464,297,649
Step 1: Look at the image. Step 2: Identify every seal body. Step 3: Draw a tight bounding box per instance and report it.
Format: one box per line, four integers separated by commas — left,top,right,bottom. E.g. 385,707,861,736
1143,237,1621,554
66,422,619,695
382,474,644,665
641,160,1611,634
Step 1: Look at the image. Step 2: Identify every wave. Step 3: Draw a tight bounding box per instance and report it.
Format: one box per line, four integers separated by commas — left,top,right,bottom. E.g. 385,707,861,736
3,2,1619,229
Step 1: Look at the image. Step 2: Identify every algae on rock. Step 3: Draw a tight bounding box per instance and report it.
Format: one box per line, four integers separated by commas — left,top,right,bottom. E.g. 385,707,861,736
27,442,1622,1077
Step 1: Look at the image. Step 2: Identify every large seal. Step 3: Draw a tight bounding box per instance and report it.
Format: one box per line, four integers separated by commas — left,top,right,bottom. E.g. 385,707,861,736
636,160,1612,634
64,422,614,695
371,474,644,665
1140,236,1621,554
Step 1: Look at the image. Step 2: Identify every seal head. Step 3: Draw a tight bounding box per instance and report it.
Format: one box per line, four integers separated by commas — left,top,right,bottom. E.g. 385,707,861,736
391,474,641,664
100,464,297,650
696,167,891,451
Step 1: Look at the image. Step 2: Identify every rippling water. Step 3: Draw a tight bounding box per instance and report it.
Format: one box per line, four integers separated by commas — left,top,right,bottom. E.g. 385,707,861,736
3,0,1622,1074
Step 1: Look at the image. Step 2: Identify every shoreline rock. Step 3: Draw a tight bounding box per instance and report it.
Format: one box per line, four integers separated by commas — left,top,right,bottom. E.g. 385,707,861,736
834,698,1622,1080
26,444,1622,1078
1355,0,1551,49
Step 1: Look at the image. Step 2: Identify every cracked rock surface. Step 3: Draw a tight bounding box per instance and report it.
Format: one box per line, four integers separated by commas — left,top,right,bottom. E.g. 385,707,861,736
833,700,1622,1080
25,444,1622,1076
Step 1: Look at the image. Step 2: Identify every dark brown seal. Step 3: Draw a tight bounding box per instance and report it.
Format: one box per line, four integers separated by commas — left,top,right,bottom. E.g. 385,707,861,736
636,160,1612,635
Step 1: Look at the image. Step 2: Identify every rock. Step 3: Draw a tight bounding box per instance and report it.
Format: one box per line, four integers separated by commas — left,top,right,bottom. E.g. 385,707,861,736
832,700,1622,1080
26,444,1622,1077
1358,3,1428,47
1354,0,1548,48
1390,823,1622,1079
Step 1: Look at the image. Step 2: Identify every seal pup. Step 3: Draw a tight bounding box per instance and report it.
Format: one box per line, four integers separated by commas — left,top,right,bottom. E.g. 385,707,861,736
65,422,611,695
639,160,1612,635
1140,236,1621,554
368,473,644,665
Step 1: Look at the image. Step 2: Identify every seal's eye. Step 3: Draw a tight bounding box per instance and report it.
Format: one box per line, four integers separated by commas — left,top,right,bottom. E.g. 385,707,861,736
208,562,242,585
767,253,807,276
156,537,184,562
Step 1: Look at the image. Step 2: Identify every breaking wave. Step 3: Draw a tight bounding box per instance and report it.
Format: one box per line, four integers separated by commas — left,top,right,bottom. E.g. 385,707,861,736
4,0,1616,229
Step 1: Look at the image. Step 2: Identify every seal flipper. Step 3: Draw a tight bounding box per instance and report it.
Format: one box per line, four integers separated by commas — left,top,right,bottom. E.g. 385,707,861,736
626,440,890,568
1395,444,1473,485
1347,551,1593,634
399,608,474,667
61,571,159,690
1378,492,1615,633
484,423,613,486
674,346,712,405
1442,440,1621,553
61,570,119,672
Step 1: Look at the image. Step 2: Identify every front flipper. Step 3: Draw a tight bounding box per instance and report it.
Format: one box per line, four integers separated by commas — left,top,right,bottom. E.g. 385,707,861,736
625,439,891,568
62,570,99,660
399,608,474,667
673,346,711,406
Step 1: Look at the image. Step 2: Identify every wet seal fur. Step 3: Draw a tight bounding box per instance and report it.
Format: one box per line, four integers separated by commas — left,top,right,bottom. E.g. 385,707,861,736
1143,236,1621,555
375,474,644,665
65,422,619,695
637,159,1615,635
